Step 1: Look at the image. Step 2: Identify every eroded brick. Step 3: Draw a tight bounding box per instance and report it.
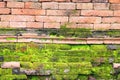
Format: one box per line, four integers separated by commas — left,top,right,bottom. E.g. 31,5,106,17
44,23,60,28
92,0,108,3
1,15,35,21
7,2,24,8
42,2,58,9
94,3,109,10
59,3,76,9
77,3,93,9
36,16,68,22
102,17,120,23
12,9,45,15
25,2,41,9
94,24,111,30
81,10,113,16
69,17,101,23
0,8,10,14
26,22,43,28
10,22,26,28
0,2,5,8
110,4,120,10
109,0,120,3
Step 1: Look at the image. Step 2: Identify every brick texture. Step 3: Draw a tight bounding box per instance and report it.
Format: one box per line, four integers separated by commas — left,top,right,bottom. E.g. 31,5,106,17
81,10,113,16
0,0,119,30
12,9,45,15
7,2,24,8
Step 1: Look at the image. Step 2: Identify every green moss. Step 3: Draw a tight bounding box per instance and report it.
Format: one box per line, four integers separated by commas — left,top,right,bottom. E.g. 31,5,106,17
6,38,17,41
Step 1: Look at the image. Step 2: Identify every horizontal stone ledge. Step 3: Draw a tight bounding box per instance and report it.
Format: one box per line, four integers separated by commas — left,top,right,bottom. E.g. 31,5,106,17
0,36,120,44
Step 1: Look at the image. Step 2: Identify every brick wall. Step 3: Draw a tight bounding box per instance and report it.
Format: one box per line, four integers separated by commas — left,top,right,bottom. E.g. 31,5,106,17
0,0,119,30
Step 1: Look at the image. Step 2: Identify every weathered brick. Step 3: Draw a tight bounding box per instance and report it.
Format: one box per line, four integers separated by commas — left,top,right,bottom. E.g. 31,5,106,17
44,23,60,28
0,22,9,28
22,0,38,1
1,15,35,21
94,24,111,30
1,62,20,69
81,10,113,16
104,39,120,44
42,2,58,9
60,23,77,28
102,17,120,23
92,0,108,3
7,2,24,8
59,3,76,9
69,17,101,23
47,10,66,16
94,3,109,10
36,16,68,22
46,10,80,16
10,22,26,28
72,0,91,2
4,0,22,1
87,38,103,44
110,4,120,10
114,10,120,16
26,22,43,28
39,0,51,2
109,0,120,3
0,8,10,14
111,24,120,29
77,24,93,29
54,0,70,2
0,2,5,8
77,3,93,9
12,9,45,15
25,2,41,9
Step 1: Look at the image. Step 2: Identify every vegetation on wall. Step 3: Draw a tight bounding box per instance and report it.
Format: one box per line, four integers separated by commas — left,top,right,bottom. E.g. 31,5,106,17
0,42,119,79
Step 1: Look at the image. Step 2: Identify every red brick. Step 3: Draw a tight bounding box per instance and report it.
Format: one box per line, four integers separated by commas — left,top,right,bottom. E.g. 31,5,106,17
72,0,91,2
110,4,120,10
1,15,35,21
46,10,80,16
47,10,66,16
36,16,68,22
104,38,120,44
102,17,120,23
42,2,58,9
111,24,120,29
87,38,103,44
94,24,111,30
26,22,43,28
81,10,113,16
10,22,26,28
25,2,41,9
92,0,108,3
94,3,109,10
61,23,77,28
12,9,45,15
69,17,101,24
109,0,120,3
65,23,93,29
44,23,60,28
39,0,52,2
0,2,5,8
0,22,9,28
114,10,120,16
77,3,93,9
59,3,76,9
0,8,10,14
7,2,24,8
77,24,93,29
54,0,70,2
